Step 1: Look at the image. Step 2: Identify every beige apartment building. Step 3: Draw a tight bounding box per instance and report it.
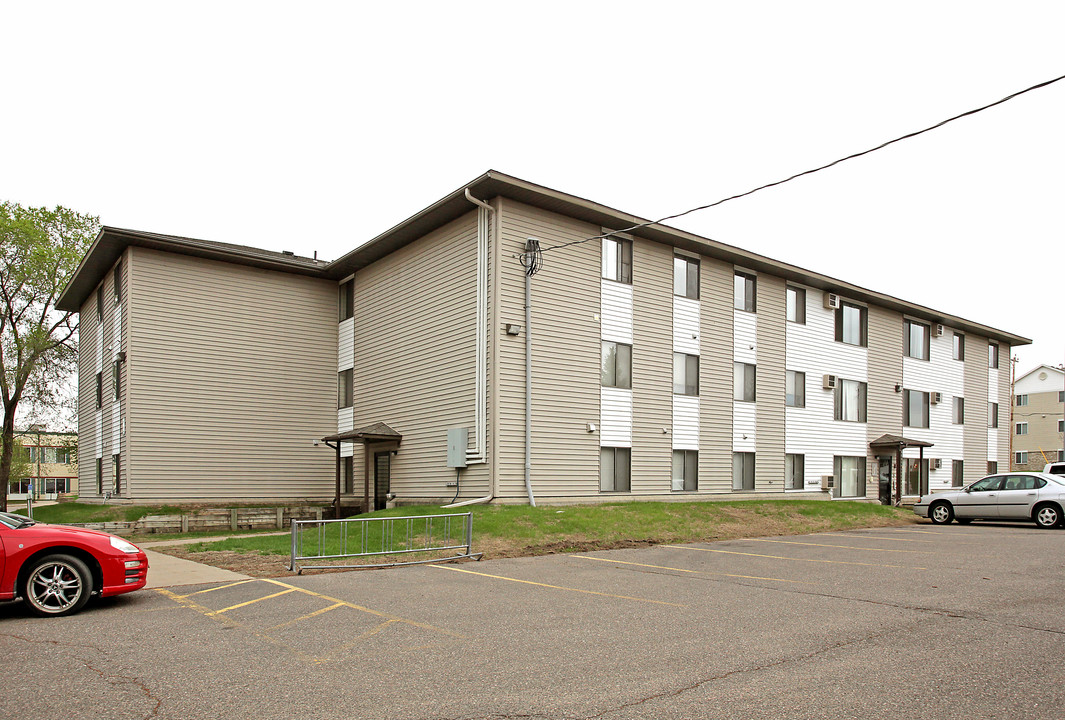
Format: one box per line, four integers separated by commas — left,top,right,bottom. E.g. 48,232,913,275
8,430,78,500
56,171,1028,510
1011,365,1065,470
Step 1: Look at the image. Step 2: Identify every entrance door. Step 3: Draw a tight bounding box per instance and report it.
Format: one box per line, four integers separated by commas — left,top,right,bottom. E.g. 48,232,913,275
878,456,893,505
373,452,391,511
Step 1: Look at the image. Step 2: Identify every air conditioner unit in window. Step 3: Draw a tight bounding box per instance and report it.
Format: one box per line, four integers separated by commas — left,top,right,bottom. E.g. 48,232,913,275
930,458,942,470
824,293,841,310
930,391,942,404
821,475,834,492
823,374,837,390
935,324,945,337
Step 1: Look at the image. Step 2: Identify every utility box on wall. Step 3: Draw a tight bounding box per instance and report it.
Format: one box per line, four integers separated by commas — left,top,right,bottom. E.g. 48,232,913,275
446,428,468,468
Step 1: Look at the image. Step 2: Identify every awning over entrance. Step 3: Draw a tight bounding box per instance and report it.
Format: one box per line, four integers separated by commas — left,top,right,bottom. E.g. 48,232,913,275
868,434,934,506
320,422,402,517
869,434,934,451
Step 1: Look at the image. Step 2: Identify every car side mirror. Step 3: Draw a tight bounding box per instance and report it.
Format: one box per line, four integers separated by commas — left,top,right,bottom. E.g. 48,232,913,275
964,487,972,493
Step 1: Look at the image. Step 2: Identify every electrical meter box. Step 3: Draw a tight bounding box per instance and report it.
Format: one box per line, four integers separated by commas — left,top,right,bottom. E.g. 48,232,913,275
446,428,468,468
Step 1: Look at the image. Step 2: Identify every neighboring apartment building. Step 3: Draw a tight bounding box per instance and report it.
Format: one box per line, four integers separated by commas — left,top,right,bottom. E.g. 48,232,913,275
1011,364,1065,470
7,429,78,500
55,171,1028,509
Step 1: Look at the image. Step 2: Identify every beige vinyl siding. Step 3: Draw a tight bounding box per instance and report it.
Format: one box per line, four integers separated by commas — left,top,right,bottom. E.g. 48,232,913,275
630,239,672,492
963,335,989,482
497,200,600,498
351,211,489,500
867,305,903,498
997,345,1011,470
126,247,336,501
755,274,786,489
77,284,100,494
699,257,734,492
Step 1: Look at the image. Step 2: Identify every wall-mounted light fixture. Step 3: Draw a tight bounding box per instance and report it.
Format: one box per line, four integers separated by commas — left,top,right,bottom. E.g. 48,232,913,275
895,384,903,393
586,423,596,433
505,323,522,336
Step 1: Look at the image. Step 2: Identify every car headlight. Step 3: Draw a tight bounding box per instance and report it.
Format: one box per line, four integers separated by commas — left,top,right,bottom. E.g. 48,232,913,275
110,536,141,553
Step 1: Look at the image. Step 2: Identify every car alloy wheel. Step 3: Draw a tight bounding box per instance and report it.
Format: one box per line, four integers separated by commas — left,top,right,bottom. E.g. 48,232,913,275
24,554,92,617
1034,504,1061,530
929,502,953,524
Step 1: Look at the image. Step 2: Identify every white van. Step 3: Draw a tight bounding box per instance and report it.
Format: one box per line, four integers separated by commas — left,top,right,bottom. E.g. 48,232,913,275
1044,462,1065,477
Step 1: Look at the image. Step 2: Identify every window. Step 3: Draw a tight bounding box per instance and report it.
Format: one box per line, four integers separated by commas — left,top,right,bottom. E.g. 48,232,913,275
952,459,964,487
953,333,965,361
113,262,122,303
732,452,755,491
786,370,805,407
952,396,965,425
1015,451,1029,465
112,453,120,495
1058,450,1065,462
55,448,71,464
600,447,631,492
834,379,867,422
95,372,103,409
834,456,866,498
601,342,632,389
1016,422,1028,435
342,456,354,494
1059,420,1064,433
786,286,805,324
903,320,930,360
734,272,756,312
338,369,353,409
672,450,698,491
112,360,121,401
1015,394,1028,406
733,362,756,402
835,302,868,347
903,389,929,428
96,286,104,322
785,454,804,490
674,353,699,395
987,461,998,474
602,237,633,284
904,458,928,496
96,458,103,494
988,402,998,428
673,255,699,299
338,280,354,321
988,343,999,369
1059,391,1065,403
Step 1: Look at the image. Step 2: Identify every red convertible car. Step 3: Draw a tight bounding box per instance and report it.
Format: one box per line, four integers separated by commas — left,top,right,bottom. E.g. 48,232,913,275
0,510,149,616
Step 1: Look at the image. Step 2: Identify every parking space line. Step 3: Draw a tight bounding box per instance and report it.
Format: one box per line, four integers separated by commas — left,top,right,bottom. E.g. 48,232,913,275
748,538,932,554
571,555,812,584
170,579,257,599
432,565,688,607
889,528,982,536
215,588,297,614
818,533,943,543
267,602,346,631
662,545,926,570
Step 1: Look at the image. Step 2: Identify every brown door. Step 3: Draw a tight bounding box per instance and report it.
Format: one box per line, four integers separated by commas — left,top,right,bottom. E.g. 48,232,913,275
373,452,391,511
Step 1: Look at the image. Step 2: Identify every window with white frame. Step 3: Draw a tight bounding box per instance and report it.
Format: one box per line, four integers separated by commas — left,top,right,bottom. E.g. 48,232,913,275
673,255,699,299
1016,422,1028,435
786,370,804,407
1016,394,1028,406
1059,420,1064,433
903,389,929,428
988,343,999,369
338,369,353,409
600,447,631,492
734,362,756,402
734,272,756,312
834,379,867,422
1059,391,1065,403
988,402,999,428
674,353,699,395
602,237,633,284
786,286,805,324
732,452,755,491
952,396,965,425
835,302,868,346
601,341,632,389
904,320,930,360
952,459,964,487
785,453,804,489
1015,451,1028,465
672,449,698,491
953,333,965,361
339,280,354,321
834,456,866,498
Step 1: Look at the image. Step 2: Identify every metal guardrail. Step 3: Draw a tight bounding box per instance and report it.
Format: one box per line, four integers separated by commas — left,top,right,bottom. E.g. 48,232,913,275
289,512,482,573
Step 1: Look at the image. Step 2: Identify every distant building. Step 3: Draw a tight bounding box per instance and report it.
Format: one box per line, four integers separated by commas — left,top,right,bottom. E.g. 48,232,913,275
1011,365,1065,470
9,428,78,500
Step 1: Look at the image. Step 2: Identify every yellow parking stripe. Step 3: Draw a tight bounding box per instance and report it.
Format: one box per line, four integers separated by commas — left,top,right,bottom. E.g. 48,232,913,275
432,565,688,607
571,554,811,584
818,533,941,543
748,538,932,554
215,588,297,614
169,579,257,599
267,602,345,631
662,545,925,570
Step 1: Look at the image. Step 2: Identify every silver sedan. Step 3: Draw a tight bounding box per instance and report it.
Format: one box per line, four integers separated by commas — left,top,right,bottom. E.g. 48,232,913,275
913,472,1065,528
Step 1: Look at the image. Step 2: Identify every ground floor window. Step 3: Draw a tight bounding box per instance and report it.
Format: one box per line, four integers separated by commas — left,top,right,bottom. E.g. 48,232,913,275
112,454,120,495
1015,451,1028,466
342,456,353,494
600,447,631,492
785,454,804,489
904,458,928,496
671,450,698,491
96,457,103,494
8,480,30,494
987,461,997,474
952,460,964,487
732,452,755,491
835,456,866,498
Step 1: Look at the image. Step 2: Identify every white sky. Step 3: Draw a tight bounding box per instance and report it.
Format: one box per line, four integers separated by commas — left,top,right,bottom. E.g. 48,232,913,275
3,1,1062,380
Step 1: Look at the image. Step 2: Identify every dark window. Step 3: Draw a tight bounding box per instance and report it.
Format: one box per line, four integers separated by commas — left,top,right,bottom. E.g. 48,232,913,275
732,452,755,491
734,362,756,402
734,272,756,312
786,286,806,324
338,369,353,409
112,360,120,401
988,343,999,369
904,389,929,428
987,461,998,474
1015,451,1029,465
835,302,868,346
342,456,354,494
673,255,699,299
674,353,699,395
96,286,104,322
988,402,998,428
95,372,103,409
785,454,805,489
952,396,965,425
952,460,964,487
96,458,103,494
113,262,122,303
786,370,805,408
834,456,866,498
671,449,698,491
602,237,633,284
1015,394,1028,406
904,320,930,360
339,280,354,321
834,379,867,422
1015,422,1028,436
112,453,120,495
601,341,632,389
600,447,631,492
953,333,965,361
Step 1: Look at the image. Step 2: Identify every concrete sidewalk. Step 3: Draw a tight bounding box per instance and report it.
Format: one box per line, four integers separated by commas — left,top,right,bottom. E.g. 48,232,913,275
138,533,286,589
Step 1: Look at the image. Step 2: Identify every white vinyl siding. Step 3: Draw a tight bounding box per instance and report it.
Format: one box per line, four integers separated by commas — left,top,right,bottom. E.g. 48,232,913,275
600,387,633,446
733,310,757,364
672,296,700,356
601,280,633,345
338,317,354,370
672,395,699,450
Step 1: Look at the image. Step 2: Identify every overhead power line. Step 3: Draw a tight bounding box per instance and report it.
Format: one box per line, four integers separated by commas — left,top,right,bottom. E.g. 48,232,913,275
542,72,1065,254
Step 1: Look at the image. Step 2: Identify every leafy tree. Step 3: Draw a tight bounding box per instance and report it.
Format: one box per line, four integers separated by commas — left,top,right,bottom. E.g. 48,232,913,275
1,202,98,511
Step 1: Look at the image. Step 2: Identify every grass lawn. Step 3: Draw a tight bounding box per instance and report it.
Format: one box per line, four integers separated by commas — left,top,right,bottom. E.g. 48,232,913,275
177,499,916,564
10,502,188,524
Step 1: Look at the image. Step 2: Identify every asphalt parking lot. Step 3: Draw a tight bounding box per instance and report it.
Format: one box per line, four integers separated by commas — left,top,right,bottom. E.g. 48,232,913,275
3,522,1063,720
